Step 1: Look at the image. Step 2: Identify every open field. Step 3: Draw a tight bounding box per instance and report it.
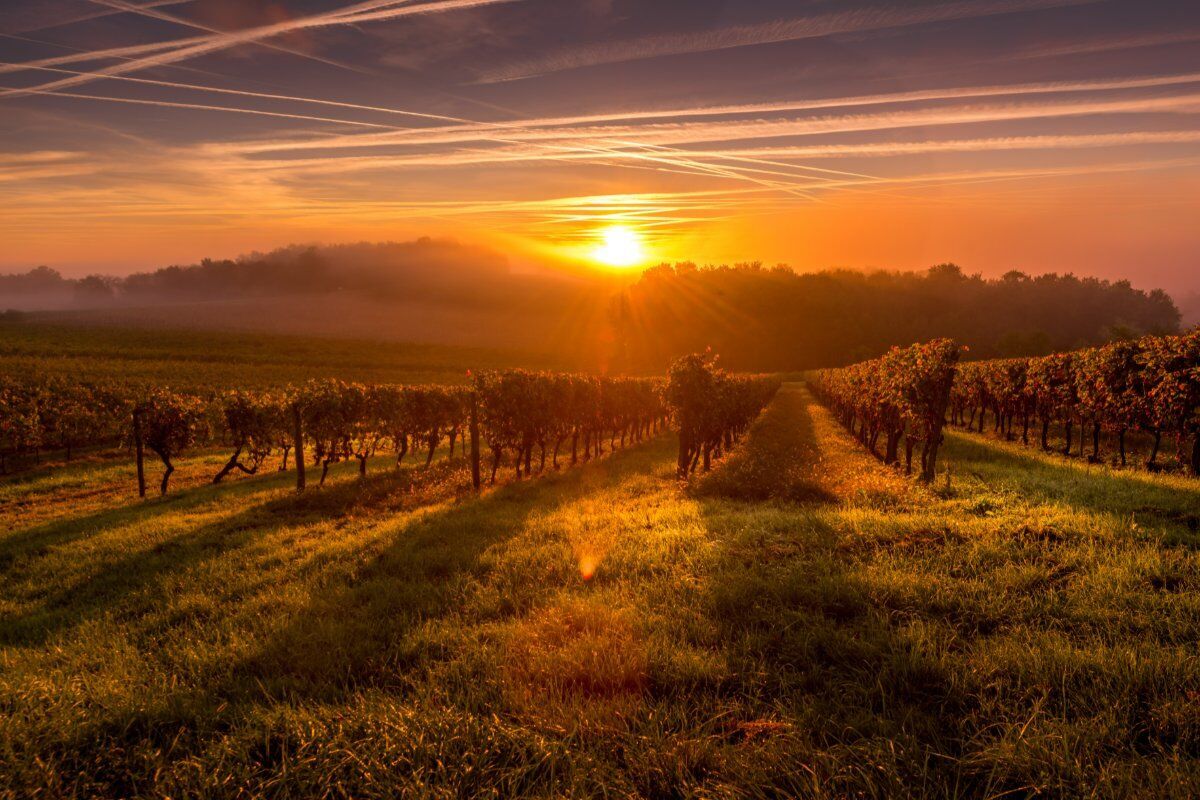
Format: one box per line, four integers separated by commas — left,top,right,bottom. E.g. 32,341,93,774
0,321,559,388
2,385,1198,798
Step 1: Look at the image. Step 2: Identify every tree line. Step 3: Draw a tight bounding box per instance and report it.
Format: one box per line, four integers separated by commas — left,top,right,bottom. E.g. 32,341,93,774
950,330,1200,474
610,262,1181,371
0,241,513,306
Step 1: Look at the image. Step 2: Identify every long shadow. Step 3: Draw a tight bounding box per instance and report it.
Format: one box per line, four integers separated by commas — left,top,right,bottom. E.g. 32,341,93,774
683,400,1200,795
692,485,1004,797
684,394,993,796
0,459,474,646
691,385,838,505
942,430,1200,535
13,435,677,797
7,434,676,786
0,450,442,567
0,442,126,486
0,462,295,567
225,434,675,703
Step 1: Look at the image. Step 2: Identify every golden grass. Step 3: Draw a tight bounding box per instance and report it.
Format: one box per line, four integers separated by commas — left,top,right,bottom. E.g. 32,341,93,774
1,384,1199,797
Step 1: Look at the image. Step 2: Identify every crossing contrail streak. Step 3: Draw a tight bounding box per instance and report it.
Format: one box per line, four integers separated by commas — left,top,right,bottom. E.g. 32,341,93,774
203,93,1200,156
1,67,857,199
5,0,191,34
477,0,1098,83
18,61,1196,199
85,0,369,74
0,0,525,96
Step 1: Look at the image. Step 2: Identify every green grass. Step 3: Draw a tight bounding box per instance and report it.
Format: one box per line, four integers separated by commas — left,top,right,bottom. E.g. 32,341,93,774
2,385,1199,797
0,321,559,387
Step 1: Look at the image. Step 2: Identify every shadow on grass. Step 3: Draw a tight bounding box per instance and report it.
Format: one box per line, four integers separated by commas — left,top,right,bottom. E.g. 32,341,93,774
683,401,1200,796
3,436,676,797
690,386,838,504
0,459,471,646
0,443,127,486
0,446,467,565
0,461,295,568
942,431,1200,534
699,506,972,729
684,395,993,796
228,435,675,702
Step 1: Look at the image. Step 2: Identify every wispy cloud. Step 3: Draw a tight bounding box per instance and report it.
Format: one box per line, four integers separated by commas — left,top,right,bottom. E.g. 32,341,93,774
0,0,191,34
85,0,366,73
0,150,83,165
695,131,1200,160
207,91,1200,158
1011,28,1200,61
0,0,526,97
476,0,1097,83
229,130,1200,173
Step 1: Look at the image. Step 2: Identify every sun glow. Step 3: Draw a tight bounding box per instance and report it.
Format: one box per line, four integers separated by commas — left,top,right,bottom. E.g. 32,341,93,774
591,225,646,268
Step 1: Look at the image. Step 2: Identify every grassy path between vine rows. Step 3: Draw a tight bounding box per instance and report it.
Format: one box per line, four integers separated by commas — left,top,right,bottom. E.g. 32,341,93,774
2,385,1199,798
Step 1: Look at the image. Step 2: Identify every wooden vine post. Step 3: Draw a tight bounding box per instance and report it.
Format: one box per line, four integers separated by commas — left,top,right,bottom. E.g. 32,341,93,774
133,407,146,498
292,402,305,492
469,388,481,491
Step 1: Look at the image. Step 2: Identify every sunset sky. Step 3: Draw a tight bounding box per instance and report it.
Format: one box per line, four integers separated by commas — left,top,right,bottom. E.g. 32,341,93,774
2,0,1199,293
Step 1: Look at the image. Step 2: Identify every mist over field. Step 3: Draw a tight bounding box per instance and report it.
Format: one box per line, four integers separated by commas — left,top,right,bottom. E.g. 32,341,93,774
0,240,1188,371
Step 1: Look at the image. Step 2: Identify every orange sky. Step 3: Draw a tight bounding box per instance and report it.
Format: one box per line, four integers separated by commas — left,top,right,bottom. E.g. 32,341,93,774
2,0,1199,294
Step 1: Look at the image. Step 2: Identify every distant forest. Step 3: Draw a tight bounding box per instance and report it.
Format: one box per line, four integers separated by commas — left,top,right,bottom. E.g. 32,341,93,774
608,263,1183,371
0,240,516,307
0,244,1189,371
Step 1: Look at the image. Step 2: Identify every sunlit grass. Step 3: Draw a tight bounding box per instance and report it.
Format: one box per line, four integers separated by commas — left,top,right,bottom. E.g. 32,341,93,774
1,386,1198,797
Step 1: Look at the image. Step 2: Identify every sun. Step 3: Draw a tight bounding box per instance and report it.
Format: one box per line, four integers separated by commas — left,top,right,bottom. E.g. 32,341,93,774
591,225,646,268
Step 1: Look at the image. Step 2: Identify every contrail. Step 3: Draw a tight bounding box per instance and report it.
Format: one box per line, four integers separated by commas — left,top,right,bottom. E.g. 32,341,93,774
23,60,1185,196
0,0,525,96
3,0,191,34
463,71,1200,129
477,0,1099,83
1,66,853,199
205,93,1200,156
85,0,369,74
696,131,1200,160
2,86,400,128
230,130,1200,171
1,63,488,125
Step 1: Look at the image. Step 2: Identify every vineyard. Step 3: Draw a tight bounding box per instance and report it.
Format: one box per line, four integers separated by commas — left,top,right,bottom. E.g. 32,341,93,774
2,371,680,495
6,328,1197,498
810,330,1199,480
2,325,1200,797
665,353,780,478
950,329,1200,474
809,338,960,482
1,351,789,500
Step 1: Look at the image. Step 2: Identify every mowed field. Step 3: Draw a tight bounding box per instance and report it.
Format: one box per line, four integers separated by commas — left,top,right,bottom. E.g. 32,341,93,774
3,380,1199,798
